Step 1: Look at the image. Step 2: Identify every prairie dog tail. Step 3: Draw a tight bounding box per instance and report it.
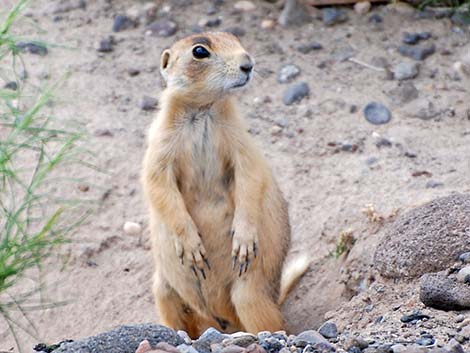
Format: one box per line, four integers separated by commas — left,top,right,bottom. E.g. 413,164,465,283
278,255,310,305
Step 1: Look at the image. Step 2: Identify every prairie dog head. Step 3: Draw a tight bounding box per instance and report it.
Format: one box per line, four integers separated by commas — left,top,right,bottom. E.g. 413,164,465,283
160,32,254,102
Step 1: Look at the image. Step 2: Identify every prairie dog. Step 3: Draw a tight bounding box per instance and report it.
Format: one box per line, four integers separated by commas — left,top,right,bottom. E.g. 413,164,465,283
141,32,308,337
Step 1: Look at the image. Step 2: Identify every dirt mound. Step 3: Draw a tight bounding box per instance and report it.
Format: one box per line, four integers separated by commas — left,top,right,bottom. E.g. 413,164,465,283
374,194,470,279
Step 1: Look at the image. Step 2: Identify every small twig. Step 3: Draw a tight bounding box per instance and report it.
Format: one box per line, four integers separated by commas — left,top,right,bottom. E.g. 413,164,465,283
348,57,386,72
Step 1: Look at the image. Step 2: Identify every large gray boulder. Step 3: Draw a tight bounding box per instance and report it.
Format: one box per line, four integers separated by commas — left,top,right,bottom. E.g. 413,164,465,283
374,194,470,279
52,324,183,353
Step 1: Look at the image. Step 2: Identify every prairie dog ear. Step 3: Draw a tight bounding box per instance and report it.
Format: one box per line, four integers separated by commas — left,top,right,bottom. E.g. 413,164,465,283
160,49,171,81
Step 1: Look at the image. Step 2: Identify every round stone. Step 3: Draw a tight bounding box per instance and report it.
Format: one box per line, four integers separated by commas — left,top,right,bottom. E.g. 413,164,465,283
364,102,392,125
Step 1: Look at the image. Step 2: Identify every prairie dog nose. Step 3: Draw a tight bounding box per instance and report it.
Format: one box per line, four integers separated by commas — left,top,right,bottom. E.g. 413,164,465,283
240,55,254,73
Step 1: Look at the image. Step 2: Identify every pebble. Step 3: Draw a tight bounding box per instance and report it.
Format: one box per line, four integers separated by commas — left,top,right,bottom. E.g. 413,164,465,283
388,82,419,105
112,15,136,32
199,17,222,28
297,42,323,54
322,8,348,26
146,20,178,37
245,344,266,353
398,43,436,61
233,1,256,12
363,102,392,125
140,96,158,111
445,339,465,353
96,37,115,53
4,81,18,90
223,333,257,347
177,344,199,353
292,330,328,347
156,342,180,353
220,346,244,353
277,64,301,84
16,42,48,56
459,252,470,264
391,344,406,353
392,62,419,80
354,1,371,15
128,67,141,76
345,336,369,350
318,321,338,339
402,32,431,45
123,221,142,235
49,0,86,14
177,331,192,345
456,266,470,283
416,336,435,346
368,14,383,23
400,311,430,323
193,328,227,353
406,98,440,120
332,45,356,62
261,19,275,30
425,180,444,189
282,82,310,105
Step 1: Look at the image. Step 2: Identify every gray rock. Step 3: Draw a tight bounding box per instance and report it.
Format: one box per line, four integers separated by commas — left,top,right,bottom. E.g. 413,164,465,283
112,15,136,32
16,42,48,56
96,37,115,53
322,8,348,26
293,330,328,347
425,180,444,189
282,82,310,105
398,43,436,61
363,102,392,125
146,20,177,37
4,81,18,90
277,64,301,84
420,271,470,310
388,82,419,106
49,0,86,14
332,45,356,62
456,266,470,283
297,42,323,54
392,62,420,80
459,252,470,264
416,336,435,346
278,0,312,27
318,321,338,339
368,14,383,23
177,330,192,345
140,96,158,111
406,98,441,120
345,336,369,350
445,338,465,353
375,194,470,279
52,324,183,353
223,333,257,347
403,32,432,45
178,344,199,353
451,11,470,26
193,328,227,353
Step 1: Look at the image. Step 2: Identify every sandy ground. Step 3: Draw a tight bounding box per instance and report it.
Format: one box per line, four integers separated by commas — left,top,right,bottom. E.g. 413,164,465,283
1,0,469,351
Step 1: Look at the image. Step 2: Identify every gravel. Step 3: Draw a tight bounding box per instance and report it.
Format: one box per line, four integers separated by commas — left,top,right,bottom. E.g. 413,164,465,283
322,8,348,26
318,321,338,339
146,20,178,37
52,324,184,353
16,42,48,56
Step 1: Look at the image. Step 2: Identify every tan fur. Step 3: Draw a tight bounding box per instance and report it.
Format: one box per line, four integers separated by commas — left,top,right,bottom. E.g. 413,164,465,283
141,32,307,337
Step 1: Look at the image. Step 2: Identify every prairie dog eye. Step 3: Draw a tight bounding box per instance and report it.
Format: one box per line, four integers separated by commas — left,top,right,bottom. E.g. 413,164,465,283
192,46,210,59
